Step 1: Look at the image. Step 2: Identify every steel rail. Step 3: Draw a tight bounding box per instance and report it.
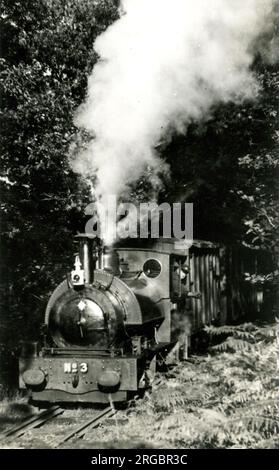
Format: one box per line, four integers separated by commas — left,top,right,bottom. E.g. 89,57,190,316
55,405,116,446
2,405,64,439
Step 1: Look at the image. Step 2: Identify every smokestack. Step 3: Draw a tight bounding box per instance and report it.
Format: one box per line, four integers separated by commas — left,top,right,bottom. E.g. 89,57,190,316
99,247,120,275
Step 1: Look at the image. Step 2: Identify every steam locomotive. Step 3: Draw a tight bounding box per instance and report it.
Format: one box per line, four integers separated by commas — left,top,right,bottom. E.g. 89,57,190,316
19,235,270,405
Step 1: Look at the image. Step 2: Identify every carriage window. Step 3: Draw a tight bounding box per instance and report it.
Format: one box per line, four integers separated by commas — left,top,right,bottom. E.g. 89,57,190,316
143,259,162,278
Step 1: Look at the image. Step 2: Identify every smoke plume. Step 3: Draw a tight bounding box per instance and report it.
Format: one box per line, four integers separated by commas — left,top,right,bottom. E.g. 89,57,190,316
71,0,278,244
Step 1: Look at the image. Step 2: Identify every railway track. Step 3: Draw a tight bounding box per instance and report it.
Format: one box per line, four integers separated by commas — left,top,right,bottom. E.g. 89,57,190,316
2,405,64,440
1,404,117,447
54,406,116,447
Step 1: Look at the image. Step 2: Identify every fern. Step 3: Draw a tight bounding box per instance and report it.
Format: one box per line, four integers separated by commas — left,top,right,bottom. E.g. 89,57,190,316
205,323,258,337
87,320,279,449
205,325,241,336
211,337,255,352
152,387,187,412
226,415,279,434
255,324,279,340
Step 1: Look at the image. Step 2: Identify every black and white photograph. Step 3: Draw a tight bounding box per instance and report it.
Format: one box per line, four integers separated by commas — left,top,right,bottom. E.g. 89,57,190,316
0,0,278,461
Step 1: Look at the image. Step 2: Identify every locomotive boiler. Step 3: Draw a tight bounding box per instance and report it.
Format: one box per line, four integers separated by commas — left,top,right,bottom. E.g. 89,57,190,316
19,235,269,405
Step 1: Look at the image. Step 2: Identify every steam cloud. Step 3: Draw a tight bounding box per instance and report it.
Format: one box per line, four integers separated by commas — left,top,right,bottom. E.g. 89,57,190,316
71,0,278,244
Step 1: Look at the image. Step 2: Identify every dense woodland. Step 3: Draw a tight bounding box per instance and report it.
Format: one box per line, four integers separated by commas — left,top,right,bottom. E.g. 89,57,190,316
0,0,279,390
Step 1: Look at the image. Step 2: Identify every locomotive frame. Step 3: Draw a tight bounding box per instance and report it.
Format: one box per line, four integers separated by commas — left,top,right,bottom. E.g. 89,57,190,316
19,235,272,405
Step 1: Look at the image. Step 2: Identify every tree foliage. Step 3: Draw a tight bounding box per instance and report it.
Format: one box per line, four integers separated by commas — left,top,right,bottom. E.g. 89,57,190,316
0,0,119,386
162,64,279,250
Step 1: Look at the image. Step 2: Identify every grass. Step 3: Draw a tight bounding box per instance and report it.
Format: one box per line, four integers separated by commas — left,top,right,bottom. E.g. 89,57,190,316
0,390,35,434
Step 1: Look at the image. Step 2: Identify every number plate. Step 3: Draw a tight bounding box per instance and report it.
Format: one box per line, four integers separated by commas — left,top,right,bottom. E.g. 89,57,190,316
63,362,88,373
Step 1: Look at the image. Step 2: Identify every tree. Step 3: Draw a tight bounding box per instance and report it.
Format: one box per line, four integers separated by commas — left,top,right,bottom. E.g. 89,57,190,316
0,0,119,387
161,64,279,251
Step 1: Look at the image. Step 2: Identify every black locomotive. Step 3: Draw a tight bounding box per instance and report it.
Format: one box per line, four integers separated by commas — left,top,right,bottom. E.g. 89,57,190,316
19,235,270,405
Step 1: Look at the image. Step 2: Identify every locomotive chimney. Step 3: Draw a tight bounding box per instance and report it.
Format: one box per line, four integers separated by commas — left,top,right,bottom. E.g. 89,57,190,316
75,234,102,284
101,246,120,275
